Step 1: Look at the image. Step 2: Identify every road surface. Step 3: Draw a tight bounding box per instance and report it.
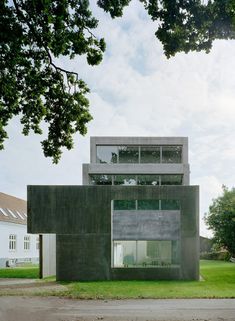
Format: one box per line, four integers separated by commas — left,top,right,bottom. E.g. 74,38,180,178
0,297,235,321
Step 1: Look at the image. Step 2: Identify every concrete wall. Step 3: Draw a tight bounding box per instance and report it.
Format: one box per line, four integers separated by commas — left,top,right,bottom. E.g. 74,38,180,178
113,210,180,240
28,185,199,281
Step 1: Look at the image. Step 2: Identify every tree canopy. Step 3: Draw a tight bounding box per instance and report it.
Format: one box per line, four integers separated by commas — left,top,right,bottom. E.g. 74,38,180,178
1,0,235,163
205,186,235,257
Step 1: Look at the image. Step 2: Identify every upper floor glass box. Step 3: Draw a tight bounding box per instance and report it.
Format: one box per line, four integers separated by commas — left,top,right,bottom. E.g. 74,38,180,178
96,145,182,164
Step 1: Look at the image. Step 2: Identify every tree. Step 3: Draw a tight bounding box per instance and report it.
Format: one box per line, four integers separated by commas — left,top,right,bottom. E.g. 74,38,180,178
1,1,235,163
205,186,235,257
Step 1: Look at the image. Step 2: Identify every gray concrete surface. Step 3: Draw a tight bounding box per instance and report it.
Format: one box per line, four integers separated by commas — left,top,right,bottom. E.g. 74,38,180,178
0,297,235,321
28,185,199,281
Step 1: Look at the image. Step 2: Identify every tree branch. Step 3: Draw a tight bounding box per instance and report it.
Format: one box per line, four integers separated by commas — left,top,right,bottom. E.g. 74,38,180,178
12,0,79,81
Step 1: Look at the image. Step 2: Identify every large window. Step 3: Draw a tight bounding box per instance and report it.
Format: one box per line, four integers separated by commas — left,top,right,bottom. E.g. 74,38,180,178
113,175,137,185
24,236,30,250
112,198,180,268
137,175,160,186
113,240,180,268
140,146,160,163
97,146,118,163
162,146,182,163
161,175,183,185
118,146,139,163
96,145,183,164
90,174,112,185
9,234,16,251
90,174,183,186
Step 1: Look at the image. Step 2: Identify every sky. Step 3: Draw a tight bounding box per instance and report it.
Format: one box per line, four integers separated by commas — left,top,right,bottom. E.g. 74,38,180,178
1,1,235,238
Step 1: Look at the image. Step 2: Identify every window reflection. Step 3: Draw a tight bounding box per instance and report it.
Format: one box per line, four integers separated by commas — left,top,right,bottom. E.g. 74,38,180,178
96,145,183,164
90,174,112,185
114,175,137,185
162,146,182,163
161,199,180,210
97,146,118,164
113,200,136,210
140,146,160,163
138,175,160,186
161,175,183,185
90,174,183,186
113,240,180,268
138,200,159,210
118,146,139,163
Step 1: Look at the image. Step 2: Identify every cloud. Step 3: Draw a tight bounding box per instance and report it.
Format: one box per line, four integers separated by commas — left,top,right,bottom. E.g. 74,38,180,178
1,1,235,237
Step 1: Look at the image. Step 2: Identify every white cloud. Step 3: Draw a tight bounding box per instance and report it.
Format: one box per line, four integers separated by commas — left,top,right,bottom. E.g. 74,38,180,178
1,1,235,237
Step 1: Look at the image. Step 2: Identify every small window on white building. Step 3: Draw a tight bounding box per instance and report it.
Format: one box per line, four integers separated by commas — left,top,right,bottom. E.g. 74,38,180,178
24,236,30,250
36,236,40,250
9,234,16,251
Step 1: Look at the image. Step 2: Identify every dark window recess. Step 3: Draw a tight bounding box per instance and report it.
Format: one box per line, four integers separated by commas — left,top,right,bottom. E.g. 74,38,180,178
161,200,180,210
113,200,136,210
138,200,159,210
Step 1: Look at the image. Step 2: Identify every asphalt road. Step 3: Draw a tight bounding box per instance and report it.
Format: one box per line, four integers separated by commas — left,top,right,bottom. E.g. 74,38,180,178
0,297,235,321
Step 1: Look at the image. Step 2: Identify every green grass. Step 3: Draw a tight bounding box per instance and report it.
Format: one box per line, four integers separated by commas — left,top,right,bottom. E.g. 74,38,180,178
1,260,235,299
0,266,39,279
62,260,235,299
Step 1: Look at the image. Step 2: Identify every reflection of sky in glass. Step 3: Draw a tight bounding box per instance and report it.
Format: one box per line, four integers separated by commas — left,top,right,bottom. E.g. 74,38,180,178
90,174,183,186
97,146,118,163
114,175,137,185
138,175,160,186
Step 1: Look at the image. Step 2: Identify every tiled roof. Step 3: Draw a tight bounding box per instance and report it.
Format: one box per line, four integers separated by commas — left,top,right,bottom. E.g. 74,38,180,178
0,192,27,225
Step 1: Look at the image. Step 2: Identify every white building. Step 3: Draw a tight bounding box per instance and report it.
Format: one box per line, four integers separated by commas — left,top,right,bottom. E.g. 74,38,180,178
0,192,39,268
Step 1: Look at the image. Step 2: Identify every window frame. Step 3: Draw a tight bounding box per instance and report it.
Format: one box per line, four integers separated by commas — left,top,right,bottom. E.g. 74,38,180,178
24,235,30,251
9,234,17,251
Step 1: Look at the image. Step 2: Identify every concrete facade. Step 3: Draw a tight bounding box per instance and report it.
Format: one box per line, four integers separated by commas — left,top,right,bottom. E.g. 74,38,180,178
28,185,199,281
27,136,199,281
83,136,190,185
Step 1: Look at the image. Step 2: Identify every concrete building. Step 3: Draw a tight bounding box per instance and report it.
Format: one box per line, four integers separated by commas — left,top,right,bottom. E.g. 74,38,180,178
28,137,199,281
0,192,39,268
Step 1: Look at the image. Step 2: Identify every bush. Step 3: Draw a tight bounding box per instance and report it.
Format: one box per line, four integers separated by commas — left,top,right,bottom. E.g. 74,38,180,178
200,251,231,261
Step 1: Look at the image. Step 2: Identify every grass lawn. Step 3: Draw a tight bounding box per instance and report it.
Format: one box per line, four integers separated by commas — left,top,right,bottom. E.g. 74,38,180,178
62,260,235,299
0,265,39,279
0,260,234,299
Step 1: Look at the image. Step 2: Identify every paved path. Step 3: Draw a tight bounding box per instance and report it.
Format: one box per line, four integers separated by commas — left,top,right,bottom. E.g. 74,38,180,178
0,297,235,321
0,278,66,295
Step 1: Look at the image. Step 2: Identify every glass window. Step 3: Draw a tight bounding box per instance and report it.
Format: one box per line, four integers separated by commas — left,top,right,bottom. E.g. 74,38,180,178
36,236,40,250
113,200,136,210
118,146,139,163
114,175,137,185
162,146,182,163
9,234,16,251
24,236,30,250
113,240,180,268
138,200,159,210
137,175,160,186
161,199,180,210
113,241,136,267
161,175,183,185
145,241,173,266
140,146,160,163
90,174,112,185
96,146,118,164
